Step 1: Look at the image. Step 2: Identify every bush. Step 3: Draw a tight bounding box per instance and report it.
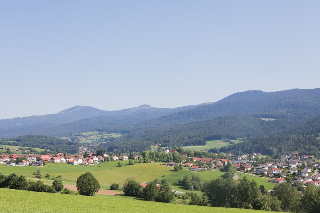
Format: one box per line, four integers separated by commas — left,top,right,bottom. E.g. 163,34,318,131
174,164,183,171
28,180,56,193
76,172,100,196
52,179,64,192
187,192,208,206
110,183,120,190
0,173,7,188
61,188,77,195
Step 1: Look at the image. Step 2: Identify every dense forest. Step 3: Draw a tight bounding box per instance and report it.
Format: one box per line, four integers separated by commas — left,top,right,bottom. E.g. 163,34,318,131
0,135,79,154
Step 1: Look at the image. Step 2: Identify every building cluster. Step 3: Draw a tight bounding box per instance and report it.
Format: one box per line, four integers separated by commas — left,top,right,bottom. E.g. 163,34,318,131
0,152,108,167
231,152,320,186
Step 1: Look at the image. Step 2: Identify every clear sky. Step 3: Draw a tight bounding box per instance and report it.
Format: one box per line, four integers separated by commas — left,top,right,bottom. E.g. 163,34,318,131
0,1,319,119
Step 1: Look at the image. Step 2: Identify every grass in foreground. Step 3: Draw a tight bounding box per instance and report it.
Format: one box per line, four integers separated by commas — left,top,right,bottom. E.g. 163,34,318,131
0,188,269,213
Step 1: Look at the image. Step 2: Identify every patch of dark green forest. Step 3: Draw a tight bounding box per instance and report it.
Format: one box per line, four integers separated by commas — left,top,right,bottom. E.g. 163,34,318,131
0,135,79,154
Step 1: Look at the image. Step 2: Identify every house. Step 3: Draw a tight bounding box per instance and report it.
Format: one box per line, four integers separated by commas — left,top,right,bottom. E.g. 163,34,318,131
270,178,285,183
190,166,199,172
259,164,269,170
183,162,193,167
266,162,273,167
300,171,308,177
27,157,36,163
289,161,298,168
304,167,312,173
6,162,15,167
164,147,169,154
51,157,61,163
140,182,160,188
294,177,303,182
92,156,99,162
17,161,27,166
0,157,10,164
304,176,313,182
217,159,230,165
200,158,213,163
289,169,298,174
40,155,50,162
57,153,64,158
310,181,319,186
34,161,43,167
272,168,281,174
68,159,79,165
119,155,128,161
256,168,268,175
112,156,119,161
131,155,140,160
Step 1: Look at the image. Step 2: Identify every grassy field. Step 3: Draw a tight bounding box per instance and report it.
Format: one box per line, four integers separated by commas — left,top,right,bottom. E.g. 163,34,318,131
0,145,44,154
0,188,269,213
0,162,276,190
182,140,232,151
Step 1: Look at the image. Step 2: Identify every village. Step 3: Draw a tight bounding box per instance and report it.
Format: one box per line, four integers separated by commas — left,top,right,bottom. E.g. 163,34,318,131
1,145,319,188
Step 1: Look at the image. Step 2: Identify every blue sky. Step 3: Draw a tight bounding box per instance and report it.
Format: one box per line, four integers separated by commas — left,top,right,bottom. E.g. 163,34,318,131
0,1,319,119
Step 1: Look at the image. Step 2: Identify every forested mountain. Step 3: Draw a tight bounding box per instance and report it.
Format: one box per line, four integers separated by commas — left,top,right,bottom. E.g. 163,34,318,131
220,115,320,158
2,88,320,154
0,104,197,137
0,106,108,134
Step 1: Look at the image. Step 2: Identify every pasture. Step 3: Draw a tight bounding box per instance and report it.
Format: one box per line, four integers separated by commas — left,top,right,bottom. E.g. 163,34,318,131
182,140,232,151
0,188,269,213
0,161,276,190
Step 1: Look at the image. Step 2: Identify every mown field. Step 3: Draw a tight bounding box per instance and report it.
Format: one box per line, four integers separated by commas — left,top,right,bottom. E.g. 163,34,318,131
0,188,270,213
0,161,275,190
0,144,44,154
182,140,232,151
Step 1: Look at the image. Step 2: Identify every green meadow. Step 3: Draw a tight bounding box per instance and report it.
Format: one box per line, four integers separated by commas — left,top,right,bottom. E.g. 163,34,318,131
0,161,275,190
0,188,270,213
0,145,44,153
182,140,232,151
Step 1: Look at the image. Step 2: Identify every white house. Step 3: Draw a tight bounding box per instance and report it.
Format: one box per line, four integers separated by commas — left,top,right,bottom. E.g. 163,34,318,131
113,156,119,161
119,155,128,161
51,157,61,163
304,167,312,173
272,168,281,174
6,162,15,167
164,147,169,154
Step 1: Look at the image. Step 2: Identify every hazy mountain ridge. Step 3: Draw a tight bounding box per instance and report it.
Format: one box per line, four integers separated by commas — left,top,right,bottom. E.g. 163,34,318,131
0,104,199,137
1,88,320,141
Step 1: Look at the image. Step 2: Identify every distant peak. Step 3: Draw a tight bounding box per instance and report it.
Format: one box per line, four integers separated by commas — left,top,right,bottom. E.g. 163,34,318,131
59,105,86,114
138,104,152,108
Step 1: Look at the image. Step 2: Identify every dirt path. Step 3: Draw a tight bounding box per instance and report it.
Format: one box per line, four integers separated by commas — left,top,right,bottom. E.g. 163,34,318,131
63,184,121,195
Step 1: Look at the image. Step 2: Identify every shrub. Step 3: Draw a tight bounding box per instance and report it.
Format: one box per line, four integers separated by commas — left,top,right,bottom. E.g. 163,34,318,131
52,179,64,192
28,180,56,193
61,188,77,195
110,183,119,190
